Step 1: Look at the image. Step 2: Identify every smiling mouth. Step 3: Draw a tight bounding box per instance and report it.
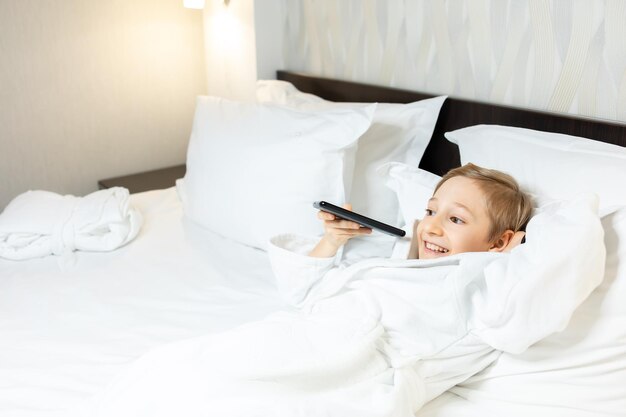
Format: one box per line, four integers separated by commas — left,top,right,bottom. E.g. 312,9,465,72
424,241,449,254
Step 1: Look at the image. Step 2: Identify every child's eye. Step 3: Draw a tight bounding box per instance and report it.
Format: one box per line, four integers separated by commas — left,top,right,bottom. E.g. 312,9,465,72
425,209,435,216
450,216,464,224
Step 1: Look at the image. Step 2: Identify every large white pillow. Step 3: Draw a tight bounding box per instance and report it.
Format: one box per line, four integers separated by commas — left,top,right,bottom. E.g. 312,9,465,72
256,80,446,229
445,125,626,212
179,96,375,250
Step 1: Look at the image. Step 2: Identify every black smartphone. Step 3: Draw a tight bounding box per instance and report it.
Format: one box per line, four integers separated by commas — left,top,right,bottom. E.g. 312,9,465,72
313,201,406,237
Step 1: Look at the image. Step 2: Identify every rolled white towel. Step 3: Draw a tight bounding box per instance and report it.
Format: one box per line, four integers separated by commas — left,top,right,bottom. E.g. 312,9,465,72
0,187,142,260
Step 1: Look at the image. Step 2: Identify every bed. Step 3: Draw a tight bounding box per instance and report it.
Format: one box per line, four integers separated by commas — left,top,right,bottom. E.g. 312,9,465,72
1,70,625,417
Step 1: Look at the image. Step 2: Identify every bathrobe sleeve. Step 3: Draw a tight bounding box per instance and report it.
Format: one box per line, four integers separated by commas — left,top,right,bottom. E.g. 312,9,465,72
463,195,606,354
268,234,340,307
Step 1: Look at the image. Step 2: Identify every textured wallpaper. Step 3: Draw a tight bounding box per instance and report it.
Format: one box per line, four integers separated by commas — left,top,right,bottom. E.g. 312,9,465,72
282,0,626,122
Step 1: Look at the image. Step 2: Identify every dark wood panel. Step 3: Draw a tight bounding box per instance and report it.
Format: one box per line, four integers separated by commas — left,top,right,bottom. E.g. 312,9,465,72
98,165,186,194
278,70,626,176
278,71,434,104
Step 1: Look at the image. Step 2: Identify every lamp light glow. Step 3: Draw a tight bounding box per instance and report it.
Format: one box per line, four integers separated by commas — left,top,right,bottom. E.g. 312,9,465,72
183,0,205,9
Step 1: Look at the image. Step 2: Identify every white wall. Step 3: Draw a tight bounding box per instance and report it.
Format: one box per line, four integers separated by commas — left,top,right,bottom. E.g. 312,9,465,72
0,0,206,209
280,0,626,123
254,0,285,80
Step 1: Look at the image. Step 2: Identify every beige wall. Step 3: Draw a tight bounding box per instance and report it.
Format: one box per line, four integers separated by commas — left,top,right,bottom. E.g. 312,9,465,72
0,0,207,209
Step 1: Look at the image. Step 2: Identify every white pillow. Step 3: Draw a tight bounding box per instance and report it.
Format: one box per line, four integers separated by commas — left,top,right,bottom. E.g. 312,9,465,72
256,79,327,107
256,80,446,228
445,125,626,212
179,96,375,250
381,163,441,259
380,162,441,228
448,206,626,417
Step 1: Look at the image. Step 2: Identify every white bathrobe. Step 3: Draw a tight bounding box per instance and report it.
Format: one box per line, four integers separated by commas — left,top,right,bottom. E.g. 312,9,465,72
0,187,141,260
89,196,605,417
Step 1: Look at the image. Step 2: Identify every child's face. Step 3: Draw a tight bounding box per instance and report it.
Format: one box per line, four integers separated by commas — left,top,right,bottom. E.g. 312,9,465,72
416,176,496,259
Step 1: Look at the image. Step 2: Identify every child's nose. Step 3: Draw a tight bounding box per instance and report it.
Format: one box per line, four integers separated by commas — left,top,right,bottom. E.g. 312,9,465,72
422,216,443,235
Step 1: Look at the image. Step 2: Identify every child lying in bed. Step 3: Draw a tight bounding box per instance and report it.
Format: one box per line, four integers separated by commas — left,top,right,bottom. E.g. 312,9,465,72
310,163,532,260
89,164,604,417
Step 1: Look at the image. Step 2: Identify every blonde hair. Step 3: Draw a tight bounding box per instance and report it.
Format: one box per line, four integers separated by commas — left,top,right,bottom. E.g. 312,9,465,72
434,163,533,243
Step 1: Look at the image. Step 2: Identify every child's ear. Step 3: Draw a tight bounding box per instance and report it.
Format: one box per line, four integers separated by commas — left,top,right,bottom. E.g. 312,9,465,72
504,231,526,252
488,230,516,253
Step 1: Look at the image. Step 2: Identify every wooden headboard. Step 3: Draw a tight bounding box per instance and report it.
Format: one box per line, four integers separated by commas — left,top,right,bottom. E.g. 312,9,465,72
277,70,626,176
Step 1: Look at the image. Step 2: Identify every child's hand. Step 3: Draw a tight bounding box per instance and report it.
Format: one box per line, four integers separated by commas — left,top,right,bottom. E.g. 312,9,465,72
309,203,372,258
318,203,372,246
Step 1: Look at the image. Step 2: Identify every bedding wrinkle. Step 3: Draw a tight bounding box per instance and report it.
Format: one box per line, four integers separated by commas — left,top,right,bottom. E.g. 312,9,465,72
50,195,78,256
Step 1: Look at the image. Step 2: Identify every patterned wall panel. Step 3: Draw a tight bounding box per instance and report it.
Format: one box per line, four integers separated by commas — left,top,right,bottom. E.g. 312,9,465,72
282,0,626,122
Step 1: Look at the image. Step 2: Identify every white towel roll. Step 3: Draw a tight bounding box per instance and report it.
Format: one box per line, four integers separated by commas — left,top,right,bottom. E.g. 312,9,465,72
0,187,142,260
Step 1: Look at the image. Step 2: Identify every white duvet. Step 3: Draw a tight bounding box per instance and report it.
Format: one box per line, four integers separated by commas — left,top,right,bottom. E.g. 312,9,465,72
87,196,605,417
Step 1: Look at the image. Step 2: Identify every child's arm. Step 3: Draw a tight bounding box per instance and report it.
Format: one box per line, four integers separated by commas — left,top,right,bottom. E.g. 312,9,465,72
309,203,372,258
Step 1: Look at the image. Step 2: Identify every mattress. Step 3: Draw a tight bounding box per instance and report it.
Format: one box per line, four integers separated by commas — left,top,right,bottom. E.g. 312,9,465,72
0,188,290,417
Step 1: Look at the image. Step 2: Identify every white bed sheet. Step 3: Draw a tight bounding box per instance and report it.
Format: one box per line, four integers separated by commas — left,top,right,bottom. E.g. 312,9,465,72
0,188,290,417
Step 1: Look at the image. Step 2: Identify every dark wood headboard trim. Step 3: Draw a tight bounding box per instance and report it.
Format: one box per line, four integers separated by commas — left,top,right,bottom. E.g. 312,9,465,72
277,70,626,176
